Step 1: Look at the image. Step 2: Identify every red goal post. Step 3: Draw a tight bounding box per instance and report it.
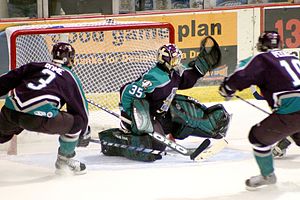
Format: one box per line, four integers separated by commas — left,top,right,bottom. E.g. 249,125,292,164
4,20,175,154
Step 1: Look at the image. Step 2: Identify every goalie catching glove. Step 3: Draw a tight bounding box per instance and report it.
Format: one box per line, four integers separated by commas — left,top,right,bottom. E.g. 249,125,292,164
189,36,222,76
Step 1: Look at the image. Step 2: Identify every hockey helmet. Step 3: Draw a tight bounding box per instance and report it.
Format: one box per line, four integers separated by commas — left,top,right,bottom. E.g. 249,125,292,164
52,42,75,66
257,31,281,52
157,44,182,71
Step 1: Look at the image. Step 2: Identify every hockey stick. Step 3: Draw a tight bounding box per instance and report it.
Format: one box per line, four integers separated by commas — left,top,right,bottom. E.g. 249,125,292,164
194,139,228,160
87,99,210,160
235,95,270,115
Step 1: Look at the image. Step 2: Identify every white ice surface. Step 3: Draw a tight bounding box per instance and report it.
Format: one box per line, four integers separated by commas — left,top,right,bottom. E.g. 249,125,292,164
1,99,300,200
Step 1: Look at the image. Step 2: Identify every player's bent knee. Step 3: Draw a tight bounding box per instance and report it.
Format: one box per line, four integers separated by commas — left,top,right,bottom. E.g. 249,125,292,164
249,127,269,147
0,133,14,144
68,115,86,136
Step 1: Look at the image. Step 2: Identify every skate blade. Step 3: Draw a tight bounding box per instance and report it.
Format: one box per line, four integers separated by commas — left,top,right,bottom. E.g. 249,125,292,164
55,167,87,176
245,183,277,191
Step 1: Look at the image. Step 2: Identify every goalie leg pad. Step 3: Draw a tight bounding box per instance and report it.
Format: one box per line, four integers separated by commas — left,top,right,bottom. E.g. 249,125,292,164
125,135,162,162
131,99,154,135
205,104,231,138
99,128,129,157
170,95,230,139
99,128,162,162
174,125,214,140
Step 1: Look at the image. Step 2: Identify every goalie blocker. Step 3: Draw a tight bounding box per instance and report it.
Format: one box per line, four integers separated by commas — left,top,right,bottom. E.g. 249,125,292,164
99,96,230,162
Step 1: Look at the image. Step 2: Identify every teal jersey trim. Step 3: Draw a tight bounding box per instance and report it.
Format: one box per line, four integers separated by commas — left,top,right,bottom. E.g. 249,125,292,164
275,96,300,114
238,56,253,68
5,97,59,118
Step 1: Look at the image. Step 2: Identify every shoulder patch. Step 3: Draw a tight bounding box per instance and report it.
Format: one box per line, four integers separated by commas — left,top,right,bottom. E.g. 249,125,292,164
142,80,152,89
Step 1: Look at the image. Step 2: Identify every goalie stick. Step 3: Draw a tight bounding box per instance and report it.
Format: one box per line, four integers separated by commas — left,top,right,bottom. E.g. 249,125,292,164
194,139,228,160
87,99,210,160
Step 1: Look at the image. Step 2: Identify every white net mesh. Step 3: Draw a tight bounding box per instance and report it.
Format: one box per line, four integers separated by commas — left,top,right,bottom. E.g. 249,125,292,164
6,20,173,110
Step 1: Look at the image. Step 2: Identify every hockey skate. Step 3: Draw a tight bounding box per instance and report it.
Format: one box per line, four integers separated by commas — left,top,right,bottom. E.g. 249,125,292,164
272,138,291,158
245,173,277,190
272,146,286,158
55,152,87,175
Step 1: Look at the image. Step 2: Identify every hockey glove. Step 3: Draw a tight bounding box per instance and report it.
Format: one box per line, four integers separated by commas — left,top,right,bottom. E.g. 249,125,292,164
190,36,222,76
189,57,209,76
219,78,235,100
77,126,91,147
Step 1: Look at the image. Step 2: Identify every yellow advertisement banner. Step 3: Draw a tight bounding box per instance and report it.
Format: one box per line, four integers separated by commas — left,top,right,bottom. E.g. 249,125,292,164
1,11,238,48
114,11,237,48
1,11,237,76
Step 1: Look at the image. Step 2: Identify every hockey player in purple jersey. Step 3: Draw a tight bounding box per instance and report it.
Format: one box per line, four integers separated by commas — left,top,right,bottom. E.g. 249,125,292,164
99,36,230,162
219,31,300,189
238,52,296,159
0,42,90,175
247,83,295,159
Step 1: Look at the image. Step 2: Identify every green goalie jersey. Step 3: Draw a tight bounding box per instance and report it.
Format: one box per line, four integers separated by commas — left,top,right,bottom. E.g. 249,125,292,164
119,62,203,117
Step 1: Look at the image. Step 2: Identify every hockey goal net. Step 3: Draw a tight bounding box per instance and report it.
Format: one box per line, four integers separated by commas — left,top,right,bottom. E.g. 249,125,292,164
2,19,174,154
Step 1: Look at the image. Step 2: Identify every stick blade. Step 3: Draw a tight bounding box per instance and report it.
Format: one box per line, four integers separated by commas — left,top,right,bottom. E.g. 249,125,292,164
190,139,211,160
194,139,228,161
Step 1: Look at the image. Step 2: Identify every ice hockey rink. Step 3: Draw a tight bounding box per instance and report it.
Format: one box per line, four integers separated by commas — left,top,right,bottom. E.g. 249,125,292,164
1,99,300,200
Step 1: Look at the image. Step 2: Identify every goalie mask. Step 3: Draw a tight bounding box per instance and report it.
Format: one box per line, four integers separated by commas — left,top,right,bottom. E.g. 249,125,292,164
52,42,75,67
257,31,281,52
157,44,182,71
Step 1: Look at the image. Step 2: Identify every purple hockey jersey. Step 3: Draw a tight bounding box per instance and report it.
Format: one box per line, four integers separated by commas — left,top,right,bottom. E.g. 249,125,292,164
0,62,88,126
225,50,300,114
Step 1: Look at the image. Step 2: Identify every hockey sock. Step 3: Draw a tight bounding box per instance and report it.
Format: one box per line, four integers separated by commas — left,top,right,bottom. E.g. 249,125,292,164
254,152,274,176
59,135,79,156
